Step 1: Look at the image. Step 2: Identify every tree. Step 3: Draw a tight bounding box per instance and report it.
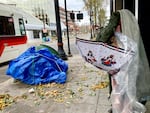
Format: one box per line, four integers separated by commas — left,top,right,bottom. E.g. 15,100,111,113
83,0,107,27
83,0,107,38
98,8,107,27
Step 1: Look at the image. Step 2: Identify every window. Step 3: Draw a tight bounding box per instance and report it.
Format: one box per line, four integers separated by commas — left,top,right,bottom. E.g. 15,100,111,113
33,30,40,39
19,18,26,35
0,16,15,35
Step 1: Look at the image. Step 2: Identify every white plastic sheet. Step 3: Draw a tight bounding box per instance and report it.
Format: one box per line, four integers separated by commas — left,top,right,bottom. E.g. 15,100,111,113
110,9,150,113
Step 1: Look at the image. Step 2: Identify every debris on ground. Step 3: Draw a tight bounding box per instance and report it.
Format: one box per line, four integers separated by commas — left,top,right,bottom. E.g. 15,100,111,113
0,94,14,110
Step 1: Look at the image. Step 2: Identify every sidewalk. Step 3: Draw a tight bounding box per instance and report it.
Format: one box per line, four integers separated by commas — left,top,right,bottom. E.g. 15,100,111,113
0,34,149,113
0,34,112,113
0,52,111,113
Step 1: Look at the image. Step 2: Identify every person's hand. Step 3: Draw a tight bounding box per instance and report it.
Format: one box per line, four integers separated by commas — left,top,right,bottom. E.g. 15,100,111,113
108,69,120,75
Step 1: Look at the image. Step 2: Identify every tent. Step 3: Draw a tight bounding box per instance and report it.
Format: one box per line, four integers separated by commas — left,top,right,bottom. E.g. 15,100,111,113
6,46,68,85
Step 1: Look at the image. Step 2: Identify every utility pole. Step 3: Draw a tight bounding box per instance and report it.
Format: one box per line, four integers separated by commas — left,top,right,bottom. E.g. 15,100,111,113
64,0,72,57
89,1,93,39
90,10,93,39
54,0,68,60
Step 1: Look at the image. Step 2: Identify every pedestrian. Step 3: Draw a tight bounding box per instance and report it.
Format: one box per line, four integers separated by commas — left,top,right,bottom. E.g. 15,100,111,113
97,9,150,113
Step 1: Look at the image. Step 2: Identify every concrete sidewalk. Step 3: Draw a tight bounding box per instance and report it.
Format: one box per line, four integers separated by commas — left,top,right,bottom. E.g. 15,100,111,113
0,35,112,113
0,53,111,113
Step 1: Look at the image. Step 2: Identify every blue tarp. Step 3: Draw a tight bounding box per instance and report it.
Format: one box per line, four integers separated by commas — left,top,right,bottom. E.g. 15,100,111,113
6,46,68,85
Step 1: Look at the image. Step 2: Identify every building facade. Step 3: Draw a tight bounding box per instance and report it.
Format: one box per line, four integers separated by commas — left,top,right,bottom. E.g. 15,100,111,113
59,6,78,34
1,0,80,37
15,0,72,37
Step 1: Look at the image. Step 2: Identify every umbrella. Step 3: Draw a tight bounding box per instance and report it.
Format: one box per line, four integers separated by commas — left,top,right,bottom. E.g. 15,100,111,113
76,37,135,73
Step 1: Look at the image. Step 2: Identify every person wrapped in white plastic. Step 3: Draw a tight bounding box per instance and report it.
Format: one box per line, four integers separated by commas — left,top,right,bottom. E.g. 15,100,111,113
109,9,150,113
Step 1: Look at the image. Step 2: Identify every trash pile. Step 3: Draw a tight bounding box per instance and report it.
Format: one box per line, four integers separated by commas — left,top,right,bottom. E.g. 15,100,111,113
0,94,14,110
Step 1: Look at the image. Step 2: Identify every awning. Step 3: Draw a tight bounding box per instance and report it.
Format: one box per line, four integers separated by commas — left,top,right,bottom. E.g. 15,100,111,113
25,24,51,30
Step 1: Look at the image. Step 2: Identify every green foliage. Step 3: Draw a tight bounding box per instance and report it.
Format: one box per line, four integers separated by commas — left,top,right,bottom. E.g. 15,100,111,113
96,12,120,42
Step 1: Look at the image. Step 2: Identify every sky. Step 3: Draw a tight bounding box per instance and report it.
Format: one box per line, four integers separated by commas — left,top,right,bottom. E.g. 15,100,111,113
59,0,90,25
59,0,84,11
